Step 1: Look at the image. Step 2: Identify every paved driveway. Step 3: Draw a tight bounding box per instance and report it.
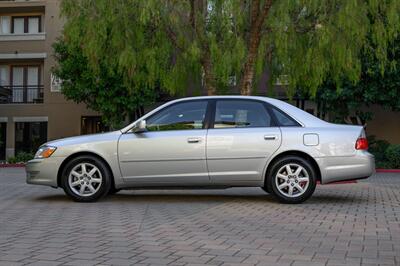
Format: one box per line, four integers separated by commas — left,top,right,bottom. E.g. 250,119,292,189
0,167,399,266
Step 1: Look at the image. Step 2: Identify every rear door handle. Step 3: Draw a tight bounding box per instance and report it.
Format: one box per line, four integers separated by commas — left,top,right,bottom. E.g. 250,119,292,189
264,135,277,140
187,137,202,143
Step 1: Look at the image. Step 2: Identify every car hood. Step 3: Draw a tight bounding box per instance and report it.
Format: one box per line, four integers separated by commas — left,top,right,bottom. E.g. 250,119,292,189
44,131,122,148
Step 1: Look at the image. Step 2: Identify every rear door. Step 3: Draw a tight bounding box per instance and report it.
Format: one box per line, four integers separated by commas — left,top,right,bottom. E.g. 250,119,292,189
206,99,282,183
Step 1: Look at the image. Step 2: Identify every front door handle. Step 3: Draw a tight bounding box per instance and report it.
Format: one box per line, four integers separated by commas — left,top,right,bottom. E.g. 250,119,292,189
264,135,277,140
187,137,202,143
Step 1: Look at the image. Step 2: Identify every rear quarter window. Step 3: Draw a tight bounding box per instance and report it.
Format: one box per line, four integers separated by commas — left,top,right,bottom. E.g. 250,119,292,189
270,107,301,127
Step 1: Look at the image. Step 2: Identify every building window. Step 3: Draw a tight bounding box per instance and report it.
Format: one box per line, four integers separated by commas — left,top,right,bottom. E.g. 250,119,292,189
11,65,42,103
81,116,109,135
11,16,41,34
0,65,9,86
15,122,47,154
0,16,11,34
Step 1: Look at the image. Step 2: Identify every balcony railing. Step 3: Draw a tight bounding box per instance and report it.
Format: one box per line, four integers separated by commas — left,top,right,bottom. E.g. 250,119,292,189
0,85,44,104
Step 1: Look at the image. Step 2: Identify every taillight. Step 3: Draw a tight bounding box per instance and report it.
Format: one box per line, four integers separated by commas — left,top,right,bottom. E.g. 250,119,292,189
355,137,368,150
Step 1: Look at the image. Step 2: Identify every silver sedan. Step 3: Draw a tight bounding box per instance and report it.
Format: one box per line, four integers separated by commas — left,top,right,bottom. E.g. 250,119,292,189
26,96,375,203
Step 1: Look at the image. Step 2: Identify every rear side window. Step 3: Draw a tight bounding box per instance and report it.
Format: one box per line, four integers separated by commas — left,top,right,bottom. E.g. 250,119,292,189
271,107,301,127
214,100,273,128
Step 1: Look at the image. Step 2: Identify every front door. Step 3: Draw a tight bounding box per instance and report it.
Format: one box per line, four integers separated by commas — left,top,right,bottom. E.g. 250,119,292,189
118,100,210,185
207,99,282,183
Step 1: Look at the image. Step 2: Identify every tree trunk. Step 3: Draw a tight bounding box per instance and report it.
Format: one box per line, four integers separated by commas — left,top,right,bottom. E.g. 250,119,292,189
240,35,262,95
190,0,216,95
202,51,216,95
239,0,273,95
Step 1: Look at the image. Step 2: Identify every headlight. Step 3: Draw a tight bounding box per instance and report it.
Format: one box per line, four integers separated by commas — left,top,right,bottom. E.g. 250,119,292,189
34,146,57,159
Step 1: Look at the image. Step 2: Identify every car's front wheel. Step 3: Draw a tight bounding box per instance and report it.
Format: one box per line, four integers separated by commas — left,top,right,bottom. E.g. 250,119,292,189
266,156,317,204
61,156,111,202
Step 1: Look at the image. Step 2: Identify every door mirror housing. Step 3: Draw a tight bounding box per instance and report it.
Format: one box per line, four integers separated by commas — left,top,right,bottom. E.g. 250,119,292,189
132,120,147,133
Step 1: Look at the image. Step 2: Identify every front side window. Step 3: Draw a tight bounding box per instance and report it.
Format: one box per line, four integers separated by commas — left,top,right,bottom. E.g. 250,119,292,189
146,101,208,131
214,100,273,128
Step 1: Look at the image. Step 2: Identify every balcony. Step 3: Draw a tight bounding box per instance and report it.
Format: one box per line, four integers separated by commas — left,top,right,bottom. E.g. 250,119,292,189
0,85,43,104
0,6,46,43
0,1,46,12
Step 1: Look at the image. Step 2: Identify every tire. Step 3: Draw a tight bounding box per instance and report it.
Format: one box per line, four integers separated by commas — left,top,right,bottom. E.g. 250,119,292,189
266,156,317,204
61,155,112,202
108,187,121,195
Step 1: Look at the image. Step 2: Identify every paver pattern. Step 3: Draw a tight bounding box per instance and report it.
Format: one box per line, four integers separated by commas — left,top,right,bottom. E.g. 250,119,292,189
0,167,399,266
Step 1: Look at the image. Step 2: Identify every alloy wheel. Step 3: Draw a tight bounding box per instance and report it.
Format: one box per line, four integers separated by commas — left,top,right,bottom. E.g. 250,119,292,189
275,163,310,198
68,163,103,197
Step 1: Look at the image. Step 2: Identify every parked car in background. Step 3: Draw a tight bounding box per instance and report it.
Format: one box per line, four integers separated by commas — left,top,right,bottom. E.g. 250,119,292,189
26,96,375,203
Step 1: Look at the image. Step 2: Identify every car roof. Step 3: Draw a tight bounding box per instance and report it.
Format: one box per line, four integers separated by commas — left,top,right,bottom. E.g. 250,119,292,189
121,95,330,133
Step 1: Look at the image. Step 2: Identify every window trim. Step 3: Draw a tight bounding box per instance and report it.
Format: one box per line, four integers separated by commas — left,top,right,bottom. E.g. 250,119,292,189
11,15,41,34
126,98,303,133
208,98,278,129
144,99,211,132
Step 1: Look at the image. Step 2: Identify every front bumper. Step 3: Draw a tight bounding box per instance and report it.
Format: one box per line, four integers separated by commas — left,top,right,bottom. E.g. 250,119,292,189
317,151,375,184
26,157,65,187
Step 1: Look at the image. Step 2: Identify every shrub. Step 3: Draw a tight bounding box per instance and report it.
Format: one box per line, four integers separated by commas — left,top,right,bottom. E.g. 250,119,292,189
385,144,400,169
7,152,34,164
367,135,390,168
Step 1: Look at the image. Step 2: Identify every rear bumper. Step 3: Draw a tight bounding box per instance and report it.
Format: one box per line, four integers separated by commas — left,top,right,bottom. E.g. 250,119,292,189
26,157,65,187
317,151,375,184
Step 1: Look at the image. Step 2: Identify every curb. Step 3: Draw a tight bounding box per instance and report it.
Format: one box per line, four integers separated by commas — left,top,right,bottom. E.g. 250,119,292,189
0,164,25,168
376,169,400,173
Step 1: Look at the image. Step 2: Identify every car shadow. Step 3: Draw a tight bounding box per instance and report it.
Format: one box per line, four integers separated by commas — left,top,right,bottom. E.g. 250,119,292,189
32,190,358,205
33,193,273,203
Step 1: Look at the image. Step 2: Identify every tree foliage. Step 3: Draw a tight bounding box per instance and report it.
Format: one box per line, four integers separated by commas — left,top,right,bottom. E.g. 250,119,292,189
315,38,400,124
54,0,400,125
53,41,156,127
269,0,400,96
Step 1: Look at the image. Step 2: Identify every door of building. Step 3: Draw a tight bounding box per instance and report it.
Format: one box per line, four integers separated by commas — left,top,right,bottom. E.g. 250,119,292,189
81,116,109,135
0,123,6,161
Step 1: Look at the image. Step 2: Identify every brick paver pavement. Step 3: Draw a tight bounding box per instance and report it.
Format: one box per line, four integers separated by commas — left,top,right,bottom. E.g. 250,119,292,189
0,167,399,266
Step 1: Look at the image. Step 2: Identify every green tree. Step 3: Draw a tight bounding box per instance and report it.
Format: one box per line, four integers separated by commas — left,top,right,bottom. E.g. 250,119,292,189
53,41,155,127
314,37,400,124
55,0,400,126
53,1,171,127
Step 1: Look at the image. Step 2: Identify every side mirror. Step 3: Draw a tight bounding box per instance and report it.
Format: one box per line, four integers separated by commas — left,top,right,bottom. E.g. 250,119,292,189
132,120,147,133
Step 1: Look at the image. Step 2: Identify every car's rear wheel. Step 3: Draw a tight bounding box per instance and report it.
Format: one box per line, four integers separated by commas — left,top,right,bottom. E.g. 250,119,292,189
266,156,317,204
61,156,111,202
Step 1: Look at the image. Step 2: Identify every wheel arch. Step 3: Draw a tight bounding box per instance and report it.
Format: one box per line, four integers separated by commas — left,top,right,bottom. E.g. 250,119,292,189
264,150,321,187
57,151,116,190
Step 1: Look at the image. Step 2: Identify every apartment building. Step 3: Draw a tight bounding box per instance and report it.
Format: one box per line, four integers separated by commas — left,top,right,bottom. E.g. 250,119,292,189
0,0,102,160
